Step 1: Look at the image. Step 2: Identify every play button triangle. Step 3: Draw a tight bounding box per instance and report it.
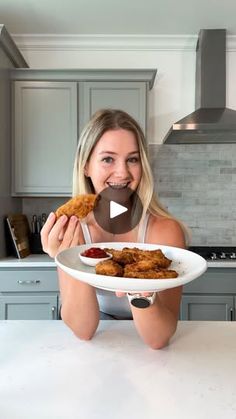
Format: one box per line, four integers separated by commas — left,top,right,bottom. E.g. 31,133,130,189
110,201,128,219
93,186,143,234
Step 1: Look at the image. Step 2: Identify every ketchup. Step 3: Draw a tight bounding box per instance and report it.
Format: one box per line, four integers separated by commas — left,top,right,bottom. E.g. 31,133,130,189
81,247,108,258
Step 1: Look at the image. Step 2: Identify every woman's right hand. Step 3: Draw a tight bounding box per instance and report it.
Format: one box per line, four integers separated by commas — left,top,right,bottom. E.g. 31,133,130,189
40,212,80,258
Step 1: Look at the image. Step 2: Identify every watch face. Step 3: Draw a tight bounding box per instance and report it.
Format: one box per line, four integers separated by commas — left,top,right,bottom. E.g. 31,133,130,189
130,297,150,309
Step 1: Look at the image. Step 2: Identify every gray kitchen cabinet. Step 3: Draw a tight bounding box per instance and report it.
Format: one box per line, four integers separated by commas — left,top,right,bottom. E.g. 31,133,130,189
79,81,147,134
0,294,58,320
12,81,78,197
0,267,59,320
11,69,156,196
181,295,234,321
181,267,236,321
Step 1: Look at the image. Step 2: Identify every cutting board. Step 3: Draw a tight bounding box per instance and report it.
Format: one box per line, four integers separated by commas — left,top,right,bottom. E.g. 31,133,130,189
5,214,31,258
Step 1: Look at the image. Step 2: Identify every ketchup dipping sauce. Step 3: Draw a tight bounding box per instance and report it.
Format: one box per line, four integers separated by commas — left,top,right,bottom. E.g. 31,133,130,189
81,247,108,258
79,247,112,267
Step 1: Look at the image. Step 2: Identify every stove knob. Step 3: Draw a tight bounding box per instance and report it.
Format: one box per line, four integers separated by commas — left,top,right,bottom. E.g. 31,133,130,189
211,252,217,260
220,252,226,259
230,252,236,259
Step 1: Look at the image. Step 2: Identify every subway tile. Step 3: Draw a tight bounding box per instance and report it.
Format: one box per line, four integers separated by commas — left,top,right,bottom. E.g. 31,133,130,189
137,143,235,246
208,159,232,167
158,191,182,198
220,167,236,174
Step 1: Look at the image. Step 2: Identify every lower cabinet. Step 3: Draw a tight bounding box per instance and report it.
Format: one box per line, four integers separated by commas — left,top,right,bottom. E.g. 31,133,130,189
0,294,58,320
181,268,236,321
1,265,236,321
180,295,235,321
0,267,59,320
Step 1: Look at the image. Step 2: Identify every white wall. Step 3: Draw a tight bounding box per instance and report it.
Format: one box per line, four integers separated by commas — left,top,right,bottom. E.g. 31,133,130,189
16,35,236,144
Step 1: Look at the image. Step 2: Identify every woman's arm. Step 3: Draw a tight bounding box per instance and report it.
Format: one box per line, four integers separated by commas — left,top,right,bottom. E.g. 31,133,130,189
41,213,100,340
130,217,186,349
58,269,100,340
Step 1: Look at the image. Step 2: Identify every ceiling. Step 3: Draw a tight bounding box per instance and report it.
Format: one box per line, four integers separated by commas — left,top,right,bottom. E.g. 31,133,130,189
1,0,236,35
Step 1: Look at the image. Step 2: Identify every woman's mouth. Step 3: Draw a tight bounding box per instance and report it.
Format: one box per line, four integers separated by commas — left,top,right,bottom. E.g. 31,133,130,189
107,182,130,189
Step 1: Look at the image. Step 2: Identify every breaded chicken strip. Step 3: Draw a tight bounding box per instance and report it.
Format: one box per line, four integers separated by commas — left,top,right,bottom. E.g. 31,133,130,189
95,260,123,277
104,247,172,269
55,194,98,219
124,259,158,273
104,249,135,265
124,268,178,279
133,249,172,268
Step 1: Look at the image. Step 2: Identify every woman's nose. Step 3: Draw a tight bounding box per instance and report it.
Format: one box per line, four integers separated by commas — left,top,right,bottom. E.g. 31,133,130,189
114,161,130,177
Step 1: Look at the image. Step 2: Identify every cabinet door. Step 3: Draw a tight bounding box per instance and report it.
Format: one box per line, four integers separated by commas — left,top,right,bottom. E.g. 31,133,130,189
0,294,58,320
180,295,234,321
79,81,147,134
13,81,77,196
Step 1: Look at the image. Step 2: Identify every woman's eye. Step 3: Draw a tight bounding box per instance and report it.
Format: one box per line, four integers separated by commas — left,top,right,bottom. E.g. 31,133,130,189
127,157,139,163
102,156,113,163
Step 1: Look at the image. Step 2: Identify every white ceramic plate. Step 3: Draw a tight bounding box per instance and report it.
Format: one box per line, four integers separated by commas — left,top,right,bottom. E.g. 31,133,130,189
55,242,207,293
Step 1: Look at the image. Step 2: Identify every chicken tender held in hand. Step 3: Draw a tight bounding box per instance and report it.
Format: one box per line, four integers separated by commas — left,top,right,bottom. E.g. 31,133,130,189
55,194,98,219
95,260,124,277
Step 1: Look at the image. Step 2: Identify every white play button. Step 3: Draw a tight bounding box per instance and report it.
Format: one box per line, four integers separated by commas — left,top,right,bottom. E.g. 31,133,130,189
93,186,143,234
110,200,128,219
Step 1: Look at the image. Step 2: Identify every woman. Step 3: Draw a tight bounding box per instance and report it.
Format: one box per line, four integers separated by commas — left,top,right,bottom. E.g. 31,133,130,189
41,109,189,349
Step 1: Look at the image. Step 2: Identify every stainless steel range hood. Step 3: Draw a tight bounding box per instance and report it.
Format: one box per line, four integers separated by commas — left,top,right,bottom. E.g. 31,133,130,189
164,29,236,144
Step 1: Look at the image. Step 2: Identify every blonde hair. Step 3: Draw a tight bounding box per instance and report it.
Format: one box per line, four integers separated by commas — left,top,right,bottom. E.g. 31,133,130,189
73,109,190,244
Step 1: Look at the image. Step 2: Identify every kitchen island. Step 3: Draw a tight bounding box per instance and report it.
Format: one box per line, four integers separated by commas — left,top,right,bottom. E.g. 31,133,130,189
1,321,236,419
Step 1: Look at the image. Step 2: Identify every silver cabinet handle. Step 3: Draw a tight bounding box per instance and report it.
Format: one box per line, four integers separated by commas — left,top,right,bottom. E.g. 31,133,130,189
51,306,56,319
17,279,41,285
230,307,234,321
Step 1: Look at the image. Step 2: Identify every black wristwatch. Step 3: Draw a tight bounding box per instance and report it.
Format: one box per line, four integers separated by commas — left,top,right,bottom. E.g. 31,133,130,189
127,292,156,309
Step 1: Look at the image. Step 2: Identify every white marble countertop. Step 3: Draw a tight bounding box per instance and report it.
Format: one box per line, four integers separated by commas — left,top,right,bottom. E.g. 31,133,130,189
0,254,56,268
0,254,236,268
1,320,236,419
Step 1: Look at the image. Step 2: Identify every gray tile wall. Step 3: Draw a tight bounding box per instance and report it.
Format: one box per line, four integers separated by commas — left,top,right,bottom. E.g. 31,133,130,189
150,144,236,246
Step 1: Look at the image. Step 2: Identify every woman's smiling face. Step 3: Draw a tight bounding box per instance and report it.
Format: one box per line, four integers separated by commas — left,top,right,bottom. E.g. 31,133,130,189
85,129,142,194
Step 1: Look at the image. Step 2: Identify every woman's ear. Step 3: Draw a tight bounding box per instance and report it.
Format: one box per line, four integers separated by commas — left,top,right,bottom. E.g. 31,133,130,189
84,164,89,177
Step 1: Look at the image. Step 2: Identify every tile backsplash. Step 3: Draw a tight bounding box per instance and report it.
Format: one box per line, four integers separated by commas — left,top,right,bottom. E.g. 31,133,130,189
22,144,236,247
149,144,236,246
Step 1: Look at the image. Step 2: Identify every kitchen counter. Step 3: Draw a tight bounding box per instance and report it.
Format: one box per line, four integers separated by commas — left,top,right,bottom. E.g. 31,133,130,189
0,254,56,268
1,254,236,268
1,320,236,419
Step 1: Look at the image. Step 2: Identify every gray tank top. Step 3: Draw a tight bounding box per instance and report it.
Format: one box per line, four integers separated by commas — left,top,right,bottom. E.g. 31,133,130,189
80,213,150,318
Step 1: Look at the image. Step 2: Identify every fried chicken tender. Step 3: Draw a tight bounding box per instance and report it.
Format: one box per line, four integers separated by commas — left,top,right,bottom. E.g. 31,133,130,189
94,246,178,280
124,268,178,279
124,259,158,273
95,260,124,277
55,194,98,219
132,249,172,268
112,247,172,269
104,249,135,265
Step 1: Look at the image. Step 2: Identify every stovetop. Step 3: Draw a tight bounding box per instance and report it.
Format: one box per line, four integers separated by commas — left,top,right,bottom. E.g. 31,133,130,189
189,246,236,261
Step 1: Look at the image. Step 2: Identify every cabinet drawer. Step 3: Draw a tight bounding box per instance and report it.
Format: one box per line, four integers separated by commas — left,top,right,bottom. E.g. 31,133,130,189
183,268,236,294
0,269,59,292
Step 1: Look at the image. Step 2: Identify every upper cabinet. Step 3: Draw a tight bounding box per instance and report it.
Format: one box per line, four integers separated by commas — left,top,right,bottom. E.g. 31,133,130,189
10,69,156,197
13,81,77,196
79,81,147,134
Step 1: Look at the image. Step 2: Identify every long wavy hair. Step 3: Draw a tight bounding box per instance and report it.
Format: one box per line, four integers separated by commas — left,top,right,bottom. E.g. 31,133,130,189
72,109,190,243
